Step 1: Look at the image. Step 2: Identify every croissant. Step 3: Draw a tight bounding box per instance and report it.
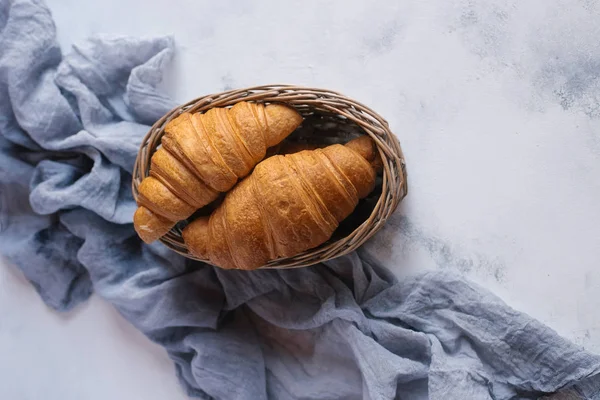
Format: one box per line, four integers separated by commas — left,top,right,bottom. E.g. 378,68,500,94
182,136,380,270
134,102,303,243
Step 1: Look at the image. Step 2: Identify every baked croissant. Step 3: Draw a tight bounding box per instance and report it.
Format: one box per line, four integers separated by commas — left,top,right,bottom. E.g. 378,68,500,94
183,136,380,270
134,102,303,243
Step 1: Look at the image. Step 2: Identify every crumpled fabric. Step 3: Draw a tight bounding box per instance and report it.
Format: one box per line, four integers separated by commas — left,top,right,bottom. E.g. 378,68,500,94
1,1,599,399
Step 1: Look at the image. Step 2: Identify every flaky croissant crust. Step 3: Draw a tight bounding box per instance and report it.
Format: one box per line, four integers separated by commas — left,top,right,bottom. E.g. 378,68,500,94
183,136,380,270
134,102,303,243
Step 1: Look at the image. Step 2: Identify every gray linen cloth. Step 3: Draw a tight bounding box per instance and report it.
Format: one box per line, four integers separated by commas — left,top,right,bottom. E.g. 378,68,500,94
1,1,600,399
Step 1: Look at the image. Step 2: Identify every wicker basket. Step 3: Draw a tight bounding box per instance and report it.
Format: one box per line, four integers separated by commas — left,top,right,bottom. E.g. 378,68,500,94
132,85,407,269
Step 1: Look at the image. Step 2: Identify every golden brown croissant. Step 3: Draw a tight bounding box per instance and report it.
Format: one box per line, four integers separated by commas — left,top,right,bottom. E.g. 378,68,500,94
182,136,380,270
134,102,303,243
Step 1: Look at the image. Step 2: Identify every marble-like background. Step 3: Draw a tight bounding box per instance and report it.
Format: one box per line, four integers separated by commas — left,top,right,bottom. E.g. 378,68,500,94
1,0,599,398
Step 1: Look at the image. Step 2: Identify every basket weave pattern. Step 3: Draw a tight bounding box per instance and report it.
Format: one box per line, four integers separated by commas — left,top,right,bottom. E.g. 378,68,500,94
132,85,408,269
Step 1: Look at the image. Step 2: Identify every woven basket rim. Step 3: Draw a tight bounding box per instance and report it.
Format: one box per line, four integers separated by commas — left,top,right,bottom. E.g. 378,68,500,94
132,84,408,269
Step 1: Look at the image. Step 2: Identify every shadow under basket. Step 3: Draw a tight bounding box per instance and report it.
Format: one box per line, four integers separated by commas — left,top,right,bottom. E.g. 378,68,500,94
132,85,408,269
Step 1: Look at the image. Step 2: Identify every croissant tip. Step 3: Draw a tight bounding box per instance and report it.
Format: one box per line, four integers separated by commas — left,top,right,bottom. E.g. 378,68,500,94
263,103,303,147
345,136,383,172
267,103,303,125
345,136,374,159
182,217,210,259
134,206,173,244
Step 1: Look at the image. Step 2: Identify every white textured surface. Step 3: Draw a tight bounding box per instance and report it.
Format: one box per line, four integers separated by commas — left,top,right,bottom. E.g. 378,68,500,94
1,0,600,398
0,258,189,400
